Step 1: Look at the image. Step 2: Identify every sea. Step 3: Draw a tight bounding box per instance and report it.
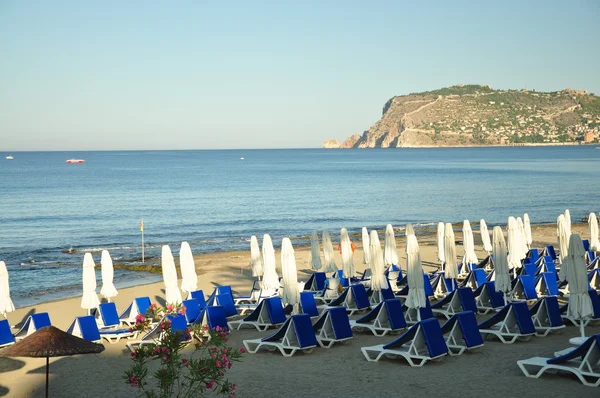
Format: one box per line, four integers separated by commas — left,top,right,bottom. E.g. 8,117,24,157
1,146,599,307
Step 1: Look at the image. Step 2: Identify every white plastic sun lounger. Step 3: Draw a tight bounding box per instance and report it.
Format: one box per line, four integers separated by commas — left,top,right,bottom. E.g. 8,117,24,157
478,302,536,344
243,314,318,357
349,299,407,336
312,307,353,348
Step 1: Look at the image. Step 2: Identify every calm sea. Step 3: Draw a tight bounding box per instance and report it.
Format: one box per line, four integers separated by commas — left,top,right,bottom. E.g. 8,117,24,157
1,147,599,306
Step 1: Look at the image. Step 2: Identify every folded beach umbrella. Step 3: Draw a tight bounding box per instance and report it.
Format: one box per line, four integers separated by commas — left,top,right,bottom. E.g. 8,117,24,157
281,238,300,311
507,217,521,275
462,220,478,266
443,223,458,283
564,209,572,238
492,226,511,302
362,227,371,266
523,213,533,250
479,219,493,254
384,224,399,267
261,234,280,291
321,229,338,273
250,235,263,278
81,253,100,314
99,250,118,302
0,261,15,318
588,213,600,252
310,231,322,271
516,217,528,259
179,242,198,295
369,230,388,296
566,234,594,339
405,223,415,236
161,245,182,305
437,222,445,267
557,214,569,272
405,234,426,312
340,228,355,279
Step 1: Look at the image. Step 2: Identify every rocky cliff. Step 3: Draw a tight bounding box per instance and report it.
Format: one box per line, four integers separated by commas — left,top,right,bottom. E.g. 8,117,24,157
323,85,600,148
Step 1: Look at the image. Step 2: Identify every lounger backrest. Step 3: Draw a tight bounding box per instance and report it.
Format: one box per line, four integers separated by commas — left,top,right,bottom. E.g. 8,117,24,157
589,290,600,318
456,311,484,348
485,282,505,308
457,288,478,313
205,306,229,331
0,319,15,346
528,249,539,263
292,314,318,348
420,318,448,358
546,246,557,260
582,239,590,252
541,272,559,296
314,272,327,291
216,286,233,296
380,287,395,301
522,262,537,277
419,299,434,320
190,290,207,309
299,292,319,317
473,269,487,287
303,274,315,291
542,296,564,327
587,250,596,262
423,274,434,297
167,314,190,340
264,297,287,324
518,275,538,300
32,313,51,329
351,284,370,310
182,299,201,324
213,293,238,317
385,299,407,330
511,302,536,334
382,322,419,350
328,307,353,339
99,303,120,327
77,316,101,342
547,334,600,364
135,297,152,317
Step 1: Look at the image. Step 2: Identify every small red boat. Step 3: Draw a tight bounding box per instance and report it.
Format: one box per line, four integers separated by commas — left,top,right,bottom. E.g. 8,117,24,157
66,159,85,164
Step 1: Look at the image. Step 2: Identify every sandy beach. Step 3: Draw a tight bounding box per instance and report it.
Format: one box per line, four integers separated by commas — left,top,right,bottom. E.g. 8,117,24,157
1,223,598,397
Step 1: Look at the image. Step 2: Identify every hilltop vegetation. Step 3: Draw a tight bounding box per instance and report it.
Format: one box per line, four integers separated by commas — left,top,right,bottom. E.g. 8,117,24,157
324,85,600,148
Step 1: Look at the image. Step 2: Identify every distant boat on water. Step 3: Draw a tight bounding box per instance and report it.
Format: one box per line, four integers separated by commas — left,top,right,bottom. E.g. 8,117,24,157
66,159,85,164
6,155,14,160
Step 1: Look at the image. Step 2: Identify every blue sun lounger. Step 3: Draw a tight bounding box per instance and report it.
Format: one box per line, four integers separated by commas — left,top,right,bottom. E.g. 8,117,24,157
208,293,238,318
243,314,319,357
441,311,484,355
350,299,407,336
534,272,560,297
561,290,600,326
189,290,207,310
96,302,127,329
527,249,540,264
518,334,600,387
478,302,536,344
431,272,456,299
361,318,448,366
543,245,557,261
299,291,319,318
473,281,506,314
119,297,152,326
182,298,202,325
327,284,370,315
431,287,478,320
14,313,52,340
0,319,15,348
529,296,565,336
194,305,228,333
313,307,353,347
460,269,487,290
127,314,190,352
511,275,539,303
228,296,287,331
304,272,327,292
519,260,538,278
68,315,136,344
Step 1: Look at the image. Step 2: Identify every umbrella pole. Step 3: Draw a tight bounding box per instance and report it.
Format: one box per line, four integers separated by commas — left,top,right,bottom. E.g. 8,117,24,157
580,320,585,338
46,356,49,398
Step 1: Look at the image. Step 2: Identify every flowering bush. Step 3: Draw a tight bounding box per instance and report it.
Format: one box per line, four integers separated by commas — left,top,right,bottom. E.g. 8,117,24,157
124,304,244,398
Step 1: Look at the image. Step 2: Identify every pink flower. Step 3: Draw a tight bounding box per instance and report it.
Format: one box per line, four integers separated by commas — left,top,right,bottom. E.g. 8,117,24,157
181,358,189,367
240,347,246,354
167,304,174,312
206,379,215,389
231,384,237,392
178,306,186,315
215,326,222,332
215,360,222,368
128,376,139,387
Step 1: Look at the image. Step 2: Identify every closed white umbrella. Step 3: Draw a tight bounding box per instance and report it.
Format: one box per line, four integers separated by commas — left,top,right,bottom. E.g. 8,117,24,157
437,222,445,267
564,209,572,238
492,226,511,302
81,253,100,314
250,236,263,278
384,224,399,267
588,213,600,252
322,229,338,273
405,223,415,236
405,234,426,312
0,261,15,318
310,231,322,271
362,227,371,265
523,213,533,250
100,250,118,302
517,217,528,259
340,228,354,279
507,217,521,276
557,215,569,278
179,242,198,295
261,234,280,291
161,245,182,305
566,234,594,340
443,223,458,285
480,219,493,253
281,238,300,311
462,220,478,266
369,230,388,297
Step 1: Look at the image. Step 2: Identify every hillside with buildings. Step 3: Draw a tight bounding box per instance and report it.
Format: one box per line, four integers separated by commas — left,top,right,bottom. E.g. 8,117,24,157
325,85,600,148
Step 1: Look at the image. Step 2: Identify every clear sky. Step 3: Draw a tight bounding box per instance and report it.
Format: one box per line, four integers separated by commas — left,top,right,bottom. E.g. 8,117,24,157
1,0,599,151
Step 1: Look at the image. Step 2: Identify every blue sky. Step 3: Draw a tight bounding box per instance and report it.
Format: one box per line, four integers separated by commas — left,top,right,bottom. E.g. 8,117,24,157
1,0,599,150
